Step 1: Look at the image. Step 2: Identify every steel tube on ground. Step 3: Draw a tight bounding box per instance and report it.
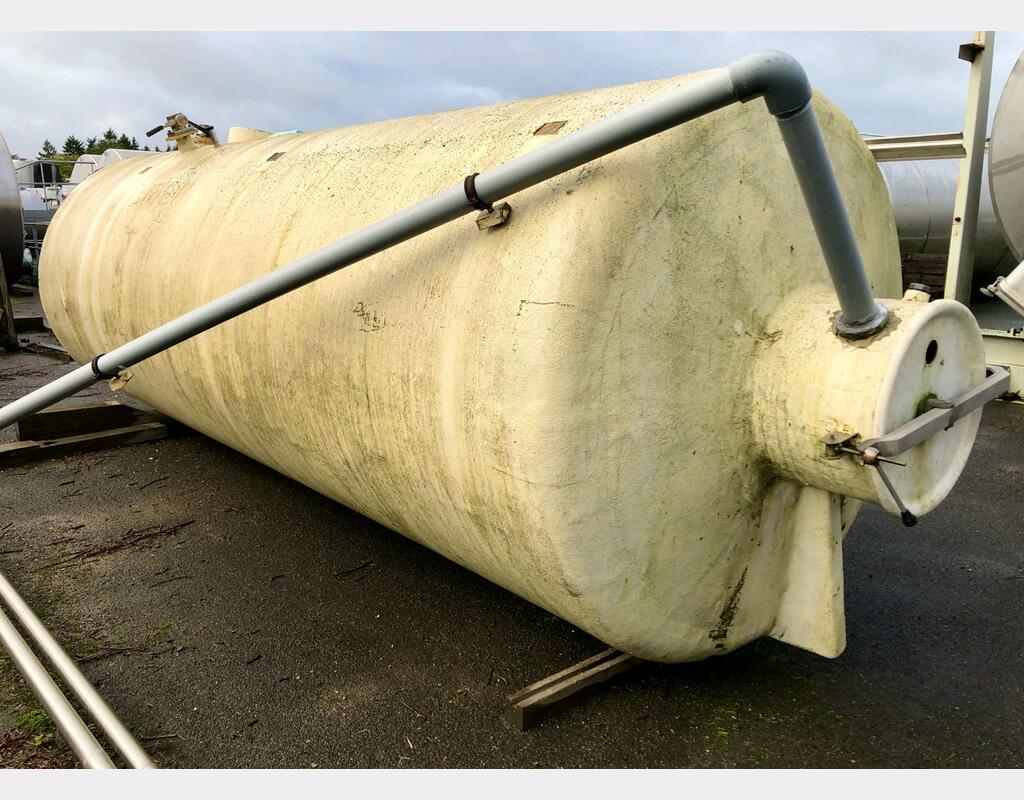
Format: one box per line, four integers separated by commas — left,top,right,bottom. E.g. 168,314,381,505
0,603,114,769
0,571,154,768
0,51,880,431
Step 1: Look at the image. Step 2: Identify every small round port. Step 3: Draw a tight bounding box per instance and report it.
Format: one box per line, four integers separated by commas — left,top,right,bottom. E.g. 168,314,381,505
925,339,938,364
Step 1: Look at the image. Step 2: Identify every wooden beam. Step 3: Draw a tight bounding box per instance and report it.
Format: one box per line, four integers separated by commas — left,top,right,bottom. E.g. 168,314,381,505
946,31,996,303
0,255,17,352
18,341,72,363
12,313,45,333
1,401,190,468
0,422,169,469
505,648,642,731
15,400,168,442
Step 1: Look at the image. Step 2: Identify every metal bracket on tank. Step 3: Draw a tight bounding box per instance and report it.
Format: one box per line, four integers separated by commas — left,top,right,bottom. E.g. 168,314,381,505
819,430,918,526
475,203,512,230
857,365,1009,458
820,364,1010,527
464,172,512,230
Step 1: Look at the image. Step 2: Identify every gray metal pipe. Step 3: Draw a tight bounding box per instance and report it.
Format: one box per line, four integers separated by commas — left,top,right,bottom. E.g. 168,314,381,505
0,570,155,768
775,103,889,335
0,49,884,431
0,603,115,768
729,50,888,334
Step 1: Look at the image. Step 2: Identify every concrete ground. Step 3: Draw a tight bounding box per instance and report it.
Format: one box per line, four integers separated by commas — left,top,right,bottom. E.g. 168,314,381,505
0,295,1022,768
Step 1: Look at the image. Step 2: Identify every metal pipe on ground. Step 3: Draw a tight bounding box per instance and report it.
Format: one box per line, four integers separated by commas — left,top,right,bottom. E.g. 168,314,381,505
0,49,885,431
0,570,155,768
0,604,114,768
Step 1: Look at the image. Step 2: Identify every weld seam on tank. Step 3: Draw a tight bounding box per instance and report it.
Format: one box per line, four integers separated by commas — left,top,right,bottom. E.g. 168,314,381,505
0,49,885,430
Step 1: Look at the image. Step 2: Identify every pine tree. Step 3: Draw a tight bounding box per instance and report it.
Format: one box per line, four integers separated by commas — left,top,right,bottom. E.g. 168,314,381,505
38,139,58,159
61,136,86,158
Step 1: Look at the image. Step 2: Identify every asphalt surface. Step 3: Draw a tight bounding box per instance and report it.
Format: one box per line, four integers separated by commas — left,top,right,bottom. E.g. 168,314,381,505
0,304,1022,768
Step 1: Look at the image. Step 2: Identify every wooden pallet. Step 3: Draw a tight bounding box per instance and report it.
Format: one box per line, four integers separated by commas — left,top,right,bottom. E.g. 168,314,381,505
1,401,183,468
12,313,45,333
901,253,948,297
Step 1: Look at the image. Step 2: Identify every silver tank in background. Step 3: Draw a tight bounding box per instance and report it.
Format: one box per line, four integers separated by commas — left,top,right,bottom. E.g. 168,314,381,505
877,49,1024,287
990,49,1024,264
879,157,1017,282
0,132,23,287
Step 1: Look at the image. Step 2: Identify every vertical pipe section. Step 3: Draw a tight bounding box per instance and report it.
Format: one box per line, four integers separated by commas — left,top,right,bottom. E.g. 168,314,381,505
0,607,115,769
776,103,888,336
729,50,888,337
0,571,155,767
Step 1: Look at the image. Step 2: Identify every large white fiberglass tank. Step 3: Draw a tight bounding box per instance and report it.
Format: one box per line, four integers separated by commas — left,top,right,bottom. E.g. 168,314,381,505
39,71,989,663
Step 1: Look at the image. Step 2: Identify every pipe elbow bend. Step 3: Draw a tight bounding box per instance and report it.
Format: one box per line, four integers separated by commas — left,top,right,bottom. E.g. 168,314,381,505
728,49,812,117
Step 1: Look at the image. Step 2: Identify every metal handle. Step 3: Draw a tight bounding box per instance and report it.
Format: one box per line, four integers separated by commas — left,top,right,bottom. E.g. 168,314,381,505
858,365,1010,458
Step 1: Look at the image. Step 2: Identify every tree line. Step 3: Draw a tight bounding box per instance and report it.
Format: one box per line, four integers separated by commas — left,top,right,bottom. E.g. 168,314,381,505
36,129,172,179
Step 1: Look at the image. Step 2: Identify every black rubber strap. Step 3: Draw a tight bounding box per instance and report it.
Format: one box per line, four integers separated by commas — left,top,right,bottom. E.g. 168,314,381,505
90,353,119,380
463,173,493,213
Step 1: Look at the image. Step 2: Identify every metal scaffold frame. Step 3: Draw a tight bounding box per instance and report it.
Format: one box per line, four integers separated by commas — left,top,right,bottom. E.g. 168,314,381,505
865,31,1024,398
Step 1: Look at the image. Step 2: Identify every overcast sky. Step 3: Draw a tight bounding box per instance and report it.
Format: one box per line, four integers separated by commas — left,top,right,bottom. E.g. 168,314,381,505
1,31,1022,158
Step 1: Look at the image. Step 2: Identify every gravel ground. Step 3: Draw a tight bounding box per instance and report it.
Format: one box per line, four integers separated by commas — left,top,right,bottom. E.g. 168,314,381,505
1,296,1022,768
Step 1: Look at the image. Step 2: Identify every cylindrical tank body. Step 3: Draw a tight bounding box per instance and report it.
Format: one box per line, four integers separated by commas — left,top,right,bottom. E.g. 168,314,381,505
40,72,984,662
990,49,1024,262
877,49,1024,285
878,157,1018,281
67,149,152,190
0,132,24,286
68,154,105,185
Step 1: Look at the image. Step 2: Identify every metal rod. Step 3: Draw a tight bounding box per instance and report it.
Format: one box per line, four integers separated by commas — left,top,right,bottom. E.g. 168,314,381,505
0,50,883,431
0,570,155,768
874,461,918,527
0,602,115,768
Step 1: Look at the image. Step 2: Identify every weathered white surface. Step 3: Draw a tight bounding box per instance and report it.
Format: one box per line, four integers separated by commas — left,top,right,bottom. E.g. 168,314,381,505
752,289,984,516
41,72,978,662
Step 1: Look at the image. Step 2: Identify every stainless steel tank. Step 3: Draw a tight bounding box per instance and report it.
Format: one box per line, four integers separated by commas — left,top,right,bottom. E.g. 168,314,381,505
990,49,1024,262
0,132,24,287
878,49,1024,284
879,157,1017,282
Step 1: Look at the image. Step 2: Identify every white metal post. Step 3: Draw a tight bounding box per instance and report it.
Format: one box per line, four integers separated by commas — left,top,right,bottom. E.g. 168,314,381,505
945,30,995,304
